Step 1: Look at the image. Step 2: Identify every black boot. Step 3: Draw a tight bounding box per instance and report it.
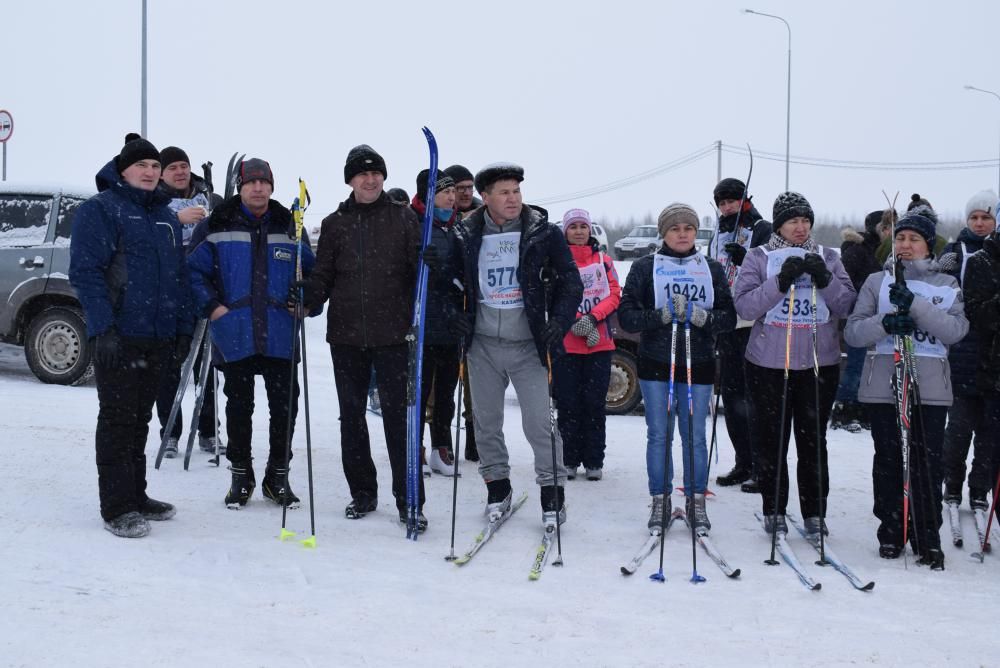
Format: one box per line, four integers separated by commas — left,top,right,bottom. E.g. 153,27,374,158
464,424,479,462
225,462,256,509
740,475,760,494
540,485,566,526
716,465,751,487
918,548,945,570
263,465,300,508
829,401,846,430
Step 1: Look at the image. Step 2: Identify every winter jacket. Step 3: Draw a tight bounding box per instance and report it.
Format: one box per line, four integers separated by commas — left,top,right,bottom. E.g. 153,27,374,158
840,228,881,293
187,196,318,364
304,191,421,348
962,237,1000,393
458,204,583,365
707,205,771,329
845,257,968,406
411,196,464,347
562,240,620,354
941,227,988,396
70,160,194,340
733,242,856,370
619,246,736,371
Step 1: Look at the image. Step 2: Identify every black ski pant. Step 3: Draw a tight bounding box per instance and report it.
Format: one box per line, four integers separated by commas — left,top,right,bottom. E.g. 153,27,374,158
93,340,171,521
219,355,297,469
941,394,991,502
331,343,425,511
980,393,1000,522
420,344,461,453
553,350,612,470
746,361,838,519
717,328,756,472
155,337,216,439
869,403,945,553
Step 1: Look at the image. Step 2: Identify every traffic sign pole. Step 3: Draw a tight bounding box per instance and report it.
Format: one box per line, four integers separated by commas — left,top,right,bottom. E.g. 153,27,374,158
0,110,13,182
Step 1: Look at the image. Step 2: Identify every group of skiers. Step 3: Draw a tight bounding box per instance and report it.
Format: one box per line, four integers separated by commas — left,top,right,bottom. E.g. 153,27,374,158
67,133,1000,572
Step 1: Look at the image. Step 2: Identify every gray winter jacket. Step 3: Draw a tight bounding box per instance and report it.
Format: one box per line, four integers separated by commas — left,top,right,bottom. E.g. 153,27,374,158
844,258,968,406
733,244,856,370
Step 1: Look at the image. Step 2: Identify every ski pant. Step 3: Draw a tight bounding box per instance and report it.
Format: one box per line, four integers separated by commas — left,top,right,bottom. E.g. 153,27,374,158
219,355,297,468
467,335,566,486
717,328,756,472
979,393,1000,521
155,337,216,440
553,351,612,470
331,343,425,510
869,403,945,552
834,344,866,404
93,340,171,521
941,394,991,502
420,344,461,452
640,379,712,496
746,361,838,518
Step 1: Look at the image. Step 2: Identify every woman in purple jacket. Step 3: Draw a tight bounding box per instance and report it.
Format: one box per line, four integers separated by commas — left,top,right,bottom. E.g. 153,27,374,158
733,192,857,535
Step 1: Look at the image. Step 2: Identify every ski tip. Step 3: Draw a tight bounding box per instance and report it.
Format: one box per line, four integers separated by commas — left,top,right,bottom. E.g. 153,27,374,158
728,568,742,579
278,527,297,542
300,535,316,549
971,552,986,563
648,572,666,583
528,572,540,581
861,581,875,591
810,583,822,591
620,567,634,576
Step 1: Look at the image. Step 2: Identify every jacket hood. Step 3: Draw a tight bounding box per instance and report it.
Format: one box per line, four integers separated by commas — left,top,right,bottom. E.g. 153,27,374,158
95,159,121,193
841,227,864,245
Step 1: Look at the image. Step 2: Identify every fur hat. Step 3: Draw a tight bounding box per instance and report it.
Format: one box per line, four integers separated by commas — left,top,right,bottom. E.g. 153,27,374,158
474,162,524,193
657,203,699,238
772,192,814,231
344,144,387,184
965,189,998,221
713,178,747,205
864,210,884,236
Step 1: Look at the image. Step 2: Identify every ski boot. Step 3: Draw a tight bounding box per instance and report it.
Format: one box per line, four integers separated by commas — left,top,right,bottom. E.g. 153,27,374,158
429,447,456,476
225,462,256,509
586,468,603,481
199,435,225,455
162,437,179,459
104,511,151,538
139,497,176,521
918,548,945,570
648,494,671,534
540,485,566,527
345,496,377,519
686,493,711,532
879,543,902,559
829,401,846,430
763,514,787,535
262,466,300,508
716,465,751,487
398,507,428,533
803,516,829,536
485,478,513,520
740,475,760,494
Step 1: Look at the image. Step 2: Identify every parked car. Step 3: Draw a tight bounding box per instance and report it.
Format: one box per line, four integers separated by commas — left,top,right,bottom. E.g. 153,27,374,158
0,183,95,384
605,310,641,415
591,222,609,253
695,227,714,254
614,225,660,260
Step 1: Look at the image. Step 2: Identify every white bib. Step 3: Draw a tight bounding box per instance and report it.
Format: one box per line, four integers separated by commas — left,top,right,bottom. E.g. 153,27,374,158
652,253,715,312
478,232,523,309
960,242,970,284
763,246,830,328
709,226,752,286
577,254,612,315
874,275,957,358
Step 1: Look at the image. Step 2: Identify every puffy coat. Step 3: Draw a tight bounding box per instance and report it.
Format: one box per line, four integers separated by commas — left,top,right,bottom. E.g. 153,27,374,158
187,196,318,364
70,160,194,340
840,228,881,293
940,227,988,396
562,240,620,354
845,257,968,405
411,196,464,347
963,237,1000,393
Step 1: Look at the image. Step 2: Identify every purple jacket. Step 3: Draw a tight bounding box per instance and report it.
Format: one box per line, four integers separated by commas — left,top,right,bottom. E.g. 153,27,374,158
733,245,856,370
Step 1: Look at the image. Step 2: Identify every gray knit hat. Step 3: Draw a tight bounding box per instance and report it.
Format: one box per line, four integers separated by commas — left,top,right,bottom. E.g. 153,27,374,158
657,203,699,238
965,189,998,220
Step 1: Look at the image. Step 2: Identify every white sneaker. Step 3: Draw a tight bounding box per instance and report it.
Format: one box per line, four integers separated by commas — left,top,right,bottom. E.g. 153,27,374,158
429,448,457,476
163,437,179,459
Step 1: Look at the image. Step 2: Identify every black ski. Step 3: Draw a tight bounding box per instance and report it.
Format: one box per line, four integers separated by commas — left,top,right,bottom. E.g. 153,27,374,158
788,515,874,592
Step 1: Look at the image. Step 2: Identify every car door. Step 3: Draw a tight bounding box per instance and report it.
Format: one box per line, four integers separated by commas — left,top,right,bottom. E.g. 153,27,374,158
0,193,55,337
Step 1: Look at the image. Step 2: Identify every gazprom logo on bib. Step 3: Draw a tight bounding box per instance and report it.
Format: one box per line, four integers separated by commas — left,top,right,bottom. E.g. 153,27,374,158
655,267,688,277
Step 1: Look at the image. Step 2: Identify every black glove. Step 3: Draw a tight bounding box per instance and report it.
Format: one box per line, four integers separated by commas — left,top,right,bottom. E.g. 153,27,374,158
174,335,192,364
541,319,564,349
448,313,473,337
724,242,747,267
776,256,806,293
287,280,306,309
421,243,442,270
93,329,121,367
802,253,832,289
888,282,915,311
882,312,916,336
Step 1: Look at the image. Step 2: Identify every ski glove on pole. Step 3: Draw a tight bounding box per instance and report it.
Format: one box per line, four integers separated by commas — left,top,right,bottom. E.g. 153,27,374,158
94,329,121,367
448,313,473,337
724,242,747,266
777,256,807,293
541,319,564,348
889,282,915,311
802,253,832,289
882,312,916,335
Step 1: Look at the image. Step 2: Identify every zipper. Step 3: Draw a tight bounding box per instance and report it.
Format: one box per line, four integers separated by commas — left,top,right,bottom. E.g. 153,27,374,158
940,358,949,390
865,352,876,386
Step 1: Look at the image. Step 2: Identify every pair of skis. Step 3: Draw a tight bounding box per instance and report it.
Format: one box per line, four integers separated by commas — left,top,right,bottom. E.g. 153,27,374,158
946,500,994,559
451,493,556,579
620,509,740,579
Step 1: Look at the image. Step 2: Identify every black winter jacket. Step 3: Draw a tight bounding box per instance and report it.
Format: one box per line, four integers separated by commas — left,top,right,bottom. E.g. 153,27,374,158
958,235,1000,393
942,228,988,396
840,228,881,293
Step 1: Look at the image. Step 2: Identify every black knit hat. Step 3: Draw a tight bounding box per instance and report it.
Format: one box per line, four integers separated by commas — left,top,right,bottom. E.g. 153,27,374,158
713,178,747,205
895,204,937,246
772,191,815,231
444,164,475,184
344,144,387,184
416,169,455,203
235,158,274,191
386,188,410,204
907,193,933,212
159,146,190,169
116,135,160,172
474,162,524,193
864,210,883,236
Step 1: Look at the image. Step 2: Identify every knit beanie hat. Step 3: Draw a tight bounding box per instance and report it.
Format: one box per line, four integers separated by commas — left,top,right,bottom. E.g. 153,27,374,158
444,164,475,184
965,189,998,220
235,158,274,191
561,208,592,236
894,204,937,246
159,146,190,169
386,188,410,204
772,191,815,231
474,162,524,193
416,169,455,203
116,134,160,172
907,193,932,212
344,144,388,184
713,178,747,205
657,203,699,238
864,210,884,236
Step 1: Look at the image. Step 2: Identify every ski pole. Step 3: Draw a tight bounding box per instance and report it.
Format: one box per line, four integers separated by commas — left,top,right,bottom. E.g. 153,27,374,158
183,334,213,470
810,282,827,565
155,318,207,468
445,291,467,562
706,347,722,480
651,298,678,583
684,300,705,584
972,468,1000,561
212,365,220,467
541,268,564,567
722,144,754,287
766,283,795,565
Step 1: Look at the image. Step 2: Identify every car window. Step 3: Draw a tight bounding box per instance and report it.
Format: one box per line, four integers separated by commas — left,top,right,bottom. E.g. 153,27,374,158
637,227,657,238
697,229,714,240
55,196,86,244
0,195,53,248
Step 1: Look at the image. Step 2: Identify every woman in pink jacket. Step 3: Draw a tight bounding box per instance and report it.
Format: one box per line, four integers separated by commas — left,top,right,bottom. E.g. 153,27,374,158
553,209,621,481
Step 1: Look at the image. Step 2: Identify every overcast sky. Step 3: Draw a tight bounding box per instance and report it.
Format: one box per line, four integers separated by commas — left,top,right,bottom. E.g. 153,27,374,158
5,0,1000,227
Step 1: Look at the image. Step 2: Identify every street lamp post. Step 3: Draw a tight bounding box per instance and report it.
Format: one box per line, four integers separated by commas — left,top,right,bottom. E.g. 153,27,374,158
141,0,148,137
744,9,791,191
964,84,1000,196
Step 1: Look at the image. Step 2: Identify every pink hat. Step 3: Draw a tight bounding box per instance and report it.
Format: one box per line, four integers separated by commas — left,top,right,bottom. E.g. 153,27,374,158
561,208,592,235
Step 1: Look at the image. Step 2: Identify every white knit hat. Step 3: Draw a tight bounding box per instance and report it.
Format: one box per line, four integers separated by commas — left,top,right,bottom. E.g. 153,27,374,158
965,189,998,221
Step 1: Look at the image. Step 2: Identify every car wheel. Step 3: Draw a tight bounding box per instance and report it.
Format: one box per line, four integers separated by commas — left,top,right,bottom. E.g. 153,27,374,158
25,306,93,385
606,348,641,415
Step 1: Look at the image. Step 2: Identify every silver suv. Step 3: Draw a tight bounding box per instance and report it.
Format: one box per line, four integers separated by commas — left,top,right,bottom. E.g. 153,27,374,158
613,225,660,260
0,183,95,384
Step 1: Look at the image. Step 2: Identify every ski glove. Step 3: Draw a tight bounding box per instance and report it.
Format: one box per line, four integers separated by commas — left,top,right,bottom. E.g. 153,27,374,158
174,335,192,365
94,329,121,368
776,256,807,293
888,282,915,311
882,312,916,335
936,252,959,273
724,242,747,266
422,243,443,270
541,319,564,349
671,294,688,321
689,305,709,328
570,315,602,347
802,253,832,289
448,313,473,338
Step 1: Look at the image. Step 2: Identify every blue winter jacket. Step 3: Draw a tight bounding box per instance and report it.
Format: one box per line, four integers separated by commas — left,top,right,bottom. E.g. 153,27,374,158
187,196,319,364
70,160,195,340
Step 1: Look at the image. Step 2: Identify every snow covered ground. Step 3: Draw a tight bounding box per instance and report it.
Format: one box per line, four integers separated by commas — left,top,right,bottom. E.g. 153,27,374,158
2,324,998,667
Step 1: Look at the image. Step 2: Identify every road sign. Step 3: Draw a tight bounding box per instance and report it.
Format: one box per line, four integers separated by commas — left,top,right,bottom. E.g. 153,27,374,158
0,110,12,143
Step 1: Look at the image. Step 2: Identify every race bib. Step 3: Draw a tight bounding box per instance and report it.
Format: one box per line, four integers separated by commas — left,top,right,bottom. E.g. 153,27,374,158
710,227,751,286
478,232,522,309
578,255,612,315
652,254,715,311
763,247,830,328
168,193,212,246
874,275,957,358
